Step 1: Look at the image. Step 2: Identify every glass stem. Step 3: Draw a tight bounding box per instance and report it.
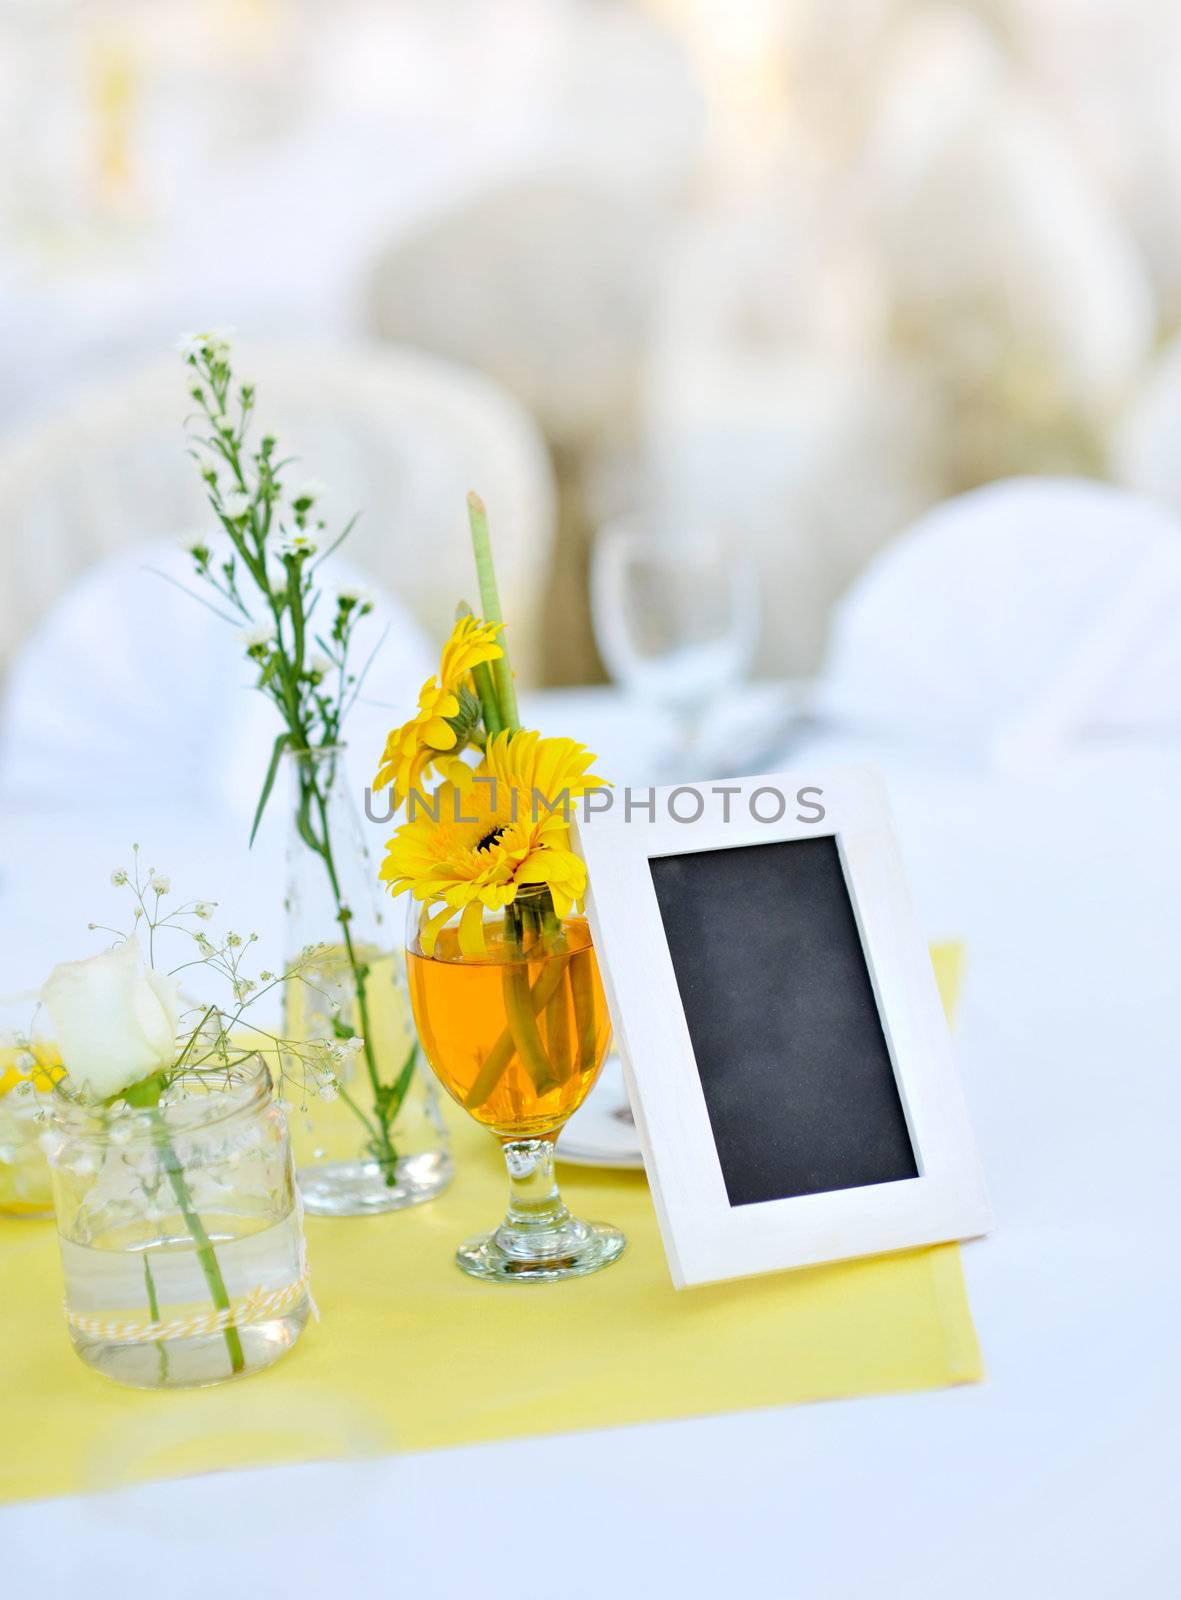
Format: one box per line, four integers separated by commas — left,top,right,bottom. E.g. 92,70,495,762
498,1138,571,1250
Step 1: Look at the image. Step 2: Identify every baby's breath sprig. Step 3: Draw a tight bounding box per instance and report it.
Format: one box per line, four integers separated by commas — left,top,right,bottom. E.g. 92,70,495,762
98,857,346,1109
43,848,348,1382
93,844,216,968
176,333,405,1178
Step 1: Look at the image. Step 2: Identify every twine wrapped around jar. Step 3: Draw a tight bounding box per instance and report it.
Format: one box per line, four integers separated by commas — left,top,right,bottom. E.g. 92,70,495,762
65,1270,316,1345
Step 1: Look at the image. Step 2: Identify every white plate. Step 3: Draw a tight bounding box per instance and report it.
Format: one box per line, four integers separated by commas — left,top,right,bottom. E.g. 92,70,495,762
556,1054,645,1170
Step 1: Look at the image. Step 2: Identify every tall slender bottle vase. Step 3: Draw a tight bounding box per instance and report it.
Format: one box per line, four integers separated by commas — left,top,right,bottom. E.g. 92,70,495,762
283,745,452,1215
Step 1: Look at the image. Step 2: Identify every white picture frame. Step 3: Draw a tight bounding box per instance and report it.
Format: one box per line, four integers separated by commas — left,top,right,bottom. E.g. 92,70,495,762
573,764,993,1288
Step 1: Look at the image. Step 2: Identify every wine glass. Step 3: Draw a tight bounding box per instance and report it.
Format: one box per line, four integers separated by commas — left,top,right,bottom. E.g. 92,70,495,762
404,889,625,1283
591,514,759,777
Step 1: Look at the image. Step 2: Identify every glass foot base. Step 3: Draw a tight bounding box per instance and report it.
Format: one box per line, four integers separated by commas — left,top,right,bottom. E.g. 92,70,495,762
456,1218,626,1283
298,1148,453,1217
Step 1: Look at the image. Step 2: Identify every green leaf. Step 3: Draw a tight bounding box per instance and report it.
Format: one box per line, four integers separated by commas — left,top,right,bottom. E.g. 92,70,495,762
311,511,360,571
384,1038,419,1124
250,731,290,848
444,683,482,744
120,1074,166,1109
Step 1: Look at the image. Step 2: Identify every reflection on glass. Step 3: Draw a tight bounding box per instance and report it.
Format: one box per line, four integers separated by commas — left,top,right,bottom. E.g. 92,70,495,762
591,515,759,776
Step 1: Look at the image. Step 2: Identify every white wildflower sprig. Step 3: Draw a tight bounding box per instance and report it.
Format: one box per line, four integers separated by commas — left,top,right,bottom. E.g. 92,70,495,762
176,329,234,362
291,480,326,516
277,530,317,559
177,334,406,1176
239,620,277,658
178,334,387,849
221,488,254,523
90,852,362,1104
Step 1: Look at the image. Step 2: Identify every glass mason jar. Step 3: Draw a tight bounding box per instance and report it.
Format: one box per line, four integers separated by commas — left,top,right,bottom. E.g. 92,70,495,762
43,1055,310,1389
283,745,451,1215
405,886,625,1282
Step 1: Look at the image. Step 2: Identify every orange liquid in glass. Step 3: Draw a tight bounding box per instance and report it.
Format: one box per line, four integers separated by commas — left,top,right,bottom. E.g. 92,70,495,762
406,919,612,1139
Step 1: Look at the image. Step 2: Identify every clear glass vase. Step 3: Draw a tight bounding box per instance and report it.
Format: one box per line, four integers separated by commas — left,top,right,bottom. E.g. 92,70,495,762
283,745,452,1215
44,1055,310,1389
1,1021,58,1217
405,887,625,1282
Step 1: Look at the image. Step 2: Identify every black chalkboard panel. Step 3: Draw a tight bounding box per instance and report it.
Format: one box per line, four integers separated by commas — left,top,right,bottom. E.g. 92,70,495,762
648,836,918,1208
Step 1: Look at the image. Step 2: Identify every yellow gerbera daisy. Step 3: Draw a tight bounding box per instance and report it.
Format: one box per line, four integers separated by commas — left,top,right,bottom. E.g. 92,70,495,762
373,615,503,808
379,731,607,954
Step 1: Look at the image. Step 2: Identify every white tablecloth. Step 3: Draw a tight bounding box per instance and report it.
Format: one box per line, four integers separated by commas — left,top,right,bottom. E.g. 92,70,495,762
2,691,1179,1597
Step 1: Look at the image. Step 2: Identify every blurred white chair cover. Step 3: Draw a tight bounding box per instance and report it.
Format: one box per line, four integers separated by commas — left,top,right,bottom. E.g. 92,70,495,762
360,2,700,455
816,477,1181,763
368,175,678,684
368,176,672,455
0,536,432,829
0,342,555,687
866,7,1154,458
643,196,939,677
1116,329,1181,516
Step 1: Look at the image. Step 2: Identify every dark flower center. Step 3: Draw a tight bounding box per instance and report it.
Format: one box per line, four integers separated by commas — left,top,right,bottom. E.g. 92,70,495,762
475,826,506,853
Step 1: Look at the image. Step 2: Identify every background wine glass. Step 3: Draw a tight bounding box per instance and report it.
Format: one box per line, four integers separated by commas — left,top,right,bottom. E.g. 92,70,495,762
591,514,760,780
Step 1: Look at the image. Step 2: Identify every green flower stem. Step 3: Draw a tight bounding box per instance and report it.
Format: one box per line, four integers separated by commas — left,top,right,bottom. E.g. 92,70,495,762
568,948,599,1073
330,1077,381,1144
470,659,504,739
142,1255,170,1384
149,1108,245,1376
497,903,561,1100
308,775,405,1175
501,961,562,1100
462,956,567,1110
467,492,519,732
456,598,503,738
544,962,572,1085
181,342,407,1178
539,907,574,1086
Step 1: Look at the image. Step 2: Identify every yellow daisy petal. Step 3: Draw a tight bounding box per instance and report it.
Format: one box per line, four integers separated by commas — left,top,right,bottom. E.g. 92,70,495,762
419,902,458,958
420,716,458,751
373,616,506,807
379,728,606,923
457,899,488,956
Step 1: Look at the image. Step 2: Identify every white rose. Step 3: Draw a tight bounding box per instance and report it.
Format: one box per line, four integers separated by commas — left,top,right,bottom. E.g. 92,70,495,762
40,937,179,1102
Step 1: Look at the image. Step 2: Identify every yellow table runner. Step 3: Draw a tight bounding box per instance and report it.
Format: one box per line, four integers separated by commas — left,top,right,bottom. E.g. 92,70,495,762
0,945,980,1505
